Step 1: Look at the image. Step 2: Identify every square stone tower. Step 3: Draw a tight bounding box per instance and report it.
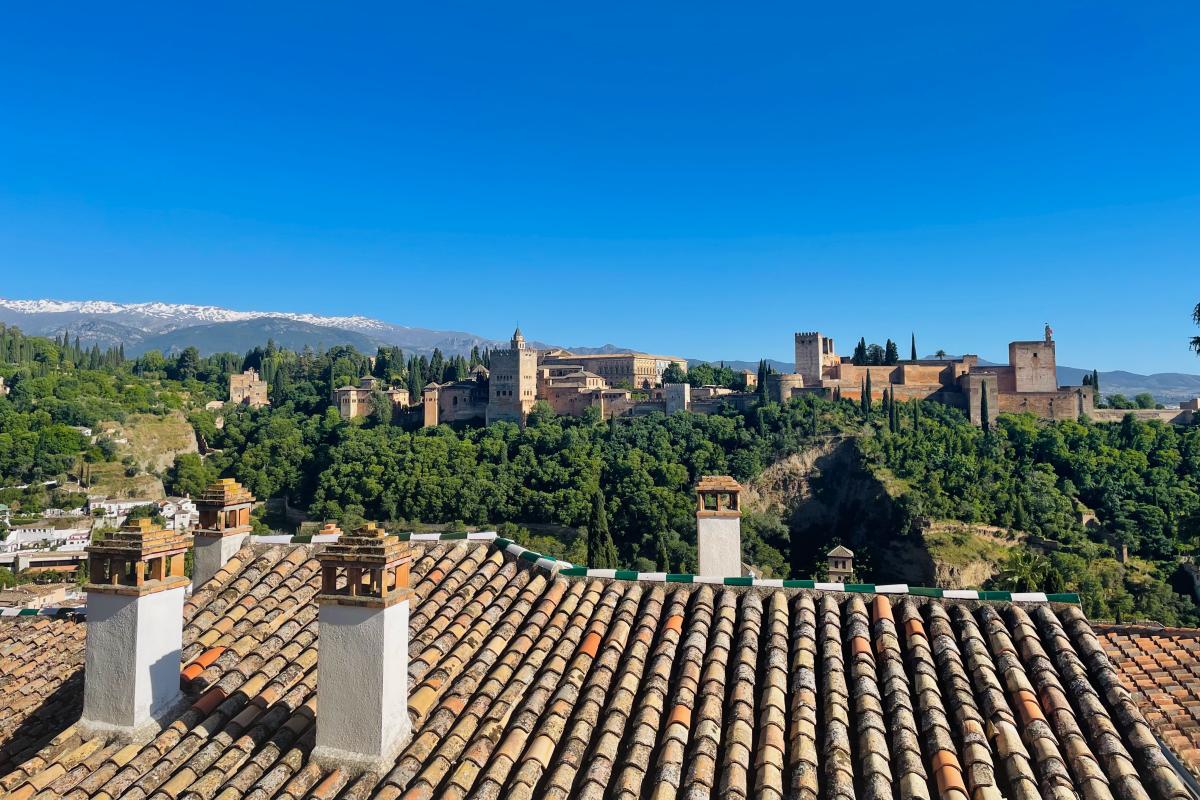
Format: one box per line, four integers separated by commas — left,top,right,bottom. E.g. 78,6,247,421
1009,334,1058,393
794,331,837,387
486,327,539,425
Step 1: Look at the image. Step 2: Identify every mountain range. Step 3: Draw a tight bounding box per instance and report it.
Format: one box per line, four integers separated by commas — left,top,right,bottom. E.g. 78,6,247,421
3,297,1199,403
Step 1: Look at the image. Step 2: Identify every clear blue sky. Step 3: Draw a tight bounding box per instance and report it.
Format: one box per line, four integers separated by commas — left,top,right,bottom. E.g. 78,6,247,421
2,3,1198,372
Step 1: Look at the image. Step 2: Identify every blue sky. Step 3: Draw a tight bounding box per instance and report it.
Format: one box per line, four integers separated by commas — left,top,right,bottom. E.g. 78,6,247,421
1,3,1198,372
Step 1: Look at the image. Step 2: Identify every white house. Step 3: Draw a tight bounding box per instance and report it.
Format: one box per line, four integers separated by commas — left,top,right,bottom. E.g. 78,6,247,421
159,496,198,531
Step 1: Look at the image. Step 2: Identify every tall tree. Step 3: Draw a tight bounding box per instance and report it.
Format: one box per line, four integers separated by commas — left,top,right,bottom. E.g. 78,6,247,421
910,333,917,361
865,370,873,418
852,338,868,366
588,489,619,569
884,339,899,366
655,532,671,572
757,359,770,405
859,378,868,417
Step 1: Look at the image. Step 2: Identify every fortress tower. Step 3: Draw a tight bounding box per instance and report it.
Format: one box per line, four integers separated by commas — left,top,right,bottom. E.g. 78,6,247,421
793,331,838,387
486,327,539,425
1008,325,1058,393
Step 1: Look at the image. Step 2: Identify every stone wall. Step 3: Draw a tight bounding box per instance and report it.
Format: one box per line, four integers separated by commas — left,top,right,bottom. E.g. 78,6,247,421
997,389,1091,421
1088,407,1195,424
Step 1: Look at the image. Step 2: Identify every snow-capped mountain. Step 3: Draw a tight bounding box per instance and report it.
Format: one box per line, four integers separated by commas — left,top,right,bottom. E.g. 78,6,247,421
0,298,392,334
0,297,506,357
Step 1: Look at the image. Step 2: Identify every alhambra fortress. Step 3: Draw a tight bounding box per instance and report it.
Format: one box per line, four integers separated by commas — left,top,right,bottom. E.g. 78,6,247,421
313,325,1198,428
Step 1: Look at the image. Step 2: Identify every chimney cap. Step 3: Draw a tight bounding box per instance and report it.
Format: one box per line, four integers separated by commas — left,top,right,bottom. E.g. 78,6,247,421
196,478,255,508
696,475,742,493
85,518,190,595
317,522,413,608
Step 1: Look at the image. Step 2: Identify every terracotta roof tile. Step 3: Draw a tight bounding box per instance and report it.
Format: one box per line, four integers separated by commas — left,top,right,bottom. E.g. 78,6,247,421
1,540,1196,799
1097,622,1200,788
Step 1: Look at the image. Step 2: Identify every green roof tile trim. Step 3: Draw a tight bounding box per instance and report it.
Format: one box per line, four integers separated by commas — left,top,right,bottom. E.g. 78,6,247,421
249,531,1080,604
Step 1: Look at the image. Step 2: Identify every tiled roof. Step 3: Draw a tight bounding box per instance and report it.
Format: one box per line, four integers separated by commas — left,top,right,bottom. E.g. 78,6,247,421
1098,624,1200,780
0,540,1193,799
0,617,86,776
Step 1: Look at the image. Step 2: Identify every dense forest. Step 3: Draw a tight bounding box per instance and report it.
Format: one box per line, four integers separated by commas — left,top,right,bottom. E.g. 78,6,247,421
3,323,1200,623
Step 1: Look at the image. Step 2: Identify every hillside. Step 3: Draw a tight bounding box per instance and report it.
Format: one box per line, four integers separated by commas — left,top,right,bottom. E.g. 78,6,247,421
131,318,384,357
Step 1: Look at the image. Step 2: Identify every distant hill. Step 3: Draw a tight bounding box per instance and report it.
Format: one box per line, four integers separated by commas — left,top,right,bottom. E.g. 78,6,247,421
132,318,384,357
0,298,504,357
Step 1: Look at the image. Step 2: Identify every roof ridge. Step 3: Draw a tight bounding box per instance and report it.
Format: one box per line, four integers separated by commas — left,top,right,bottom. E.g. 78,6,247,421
248,532,1081,605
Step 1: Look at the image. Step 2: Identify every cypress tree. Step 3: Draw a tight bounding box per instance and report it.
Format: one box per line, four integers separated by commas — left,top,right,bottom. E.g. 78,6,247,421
852,338,868,366
860,378,868,417
1092,369,1100,406
911,333,917,361
865,370,873,418
980,380,991,434
884,339,899,366
757,359,770,405
655,532,671,572
588,489,618,569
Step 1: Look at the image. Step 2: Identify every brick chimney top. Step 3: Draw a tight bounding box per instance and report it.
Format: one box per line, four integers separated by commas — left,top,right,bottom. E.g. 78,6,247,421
696,475,742,517
85,518,190,596
196,477,255,508
318,522,413,608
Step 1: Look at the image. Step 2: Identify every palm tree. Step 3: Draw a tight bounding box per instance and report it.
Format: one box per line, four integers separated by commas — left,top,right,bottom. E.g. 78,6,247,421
934,349,948,360
997,550,1050,592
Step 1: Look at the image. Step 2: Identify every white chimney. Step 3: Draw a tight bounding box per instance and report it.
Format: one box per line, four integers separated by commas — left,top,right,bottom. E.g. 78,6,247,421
192,478,255,588
311,522,414,774
696,475,743,577
80,518,191,741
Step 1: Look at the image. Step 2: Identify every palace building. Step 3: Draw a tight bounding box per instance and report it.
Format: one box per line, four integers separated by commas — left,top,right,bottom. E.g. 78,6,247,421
333,377,411,420
228,368,269,408
422,328,689,428
773,325,1094,426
